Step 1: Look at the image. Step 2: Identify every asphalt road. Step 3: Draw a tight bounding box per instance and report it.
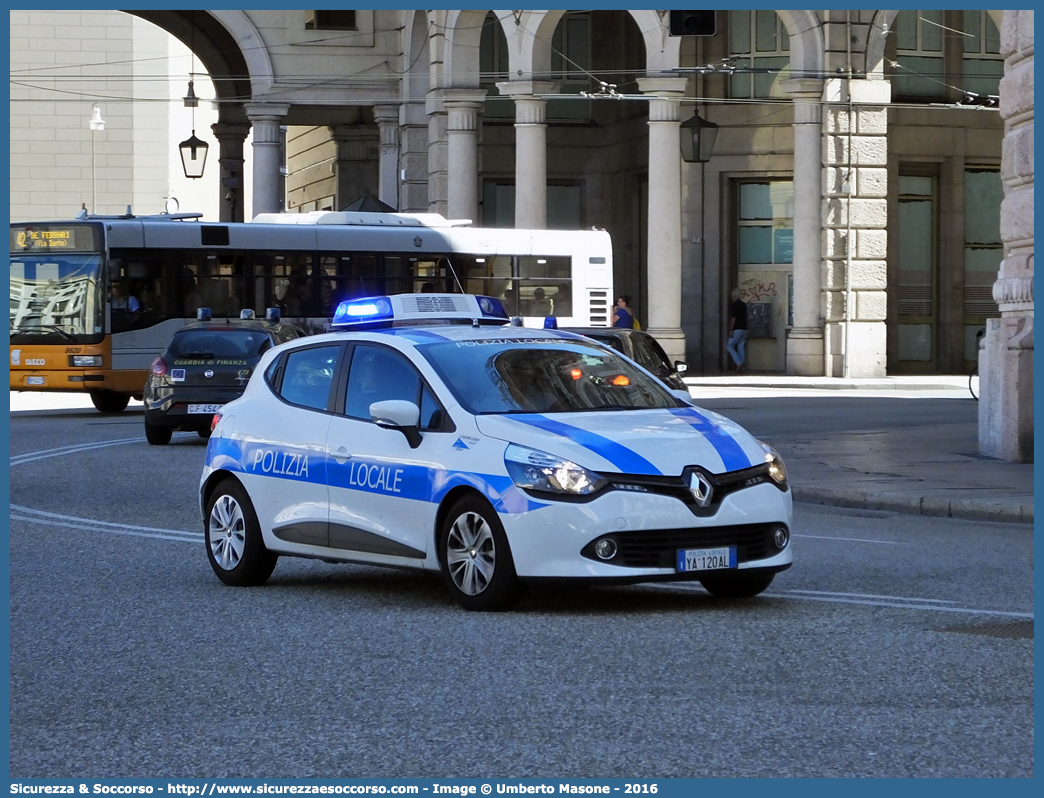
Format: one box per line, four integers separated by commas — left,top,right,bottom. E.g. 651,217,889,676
8,405,1034,778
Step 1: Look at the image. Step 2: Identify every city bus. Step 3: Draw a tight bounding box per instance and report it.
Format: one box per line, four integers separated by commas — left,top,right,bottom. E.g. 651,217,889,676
10,210,615,412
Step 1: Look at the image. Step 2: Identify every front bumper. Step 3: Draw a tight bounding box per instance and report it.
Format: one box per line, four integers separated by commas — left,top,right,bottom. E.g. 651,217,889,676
501,481,793,580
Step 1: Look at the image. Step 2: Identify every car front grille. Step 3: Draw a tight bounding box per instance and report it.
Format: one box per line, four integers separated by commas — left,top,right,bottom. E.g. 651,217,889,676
581,522,785,568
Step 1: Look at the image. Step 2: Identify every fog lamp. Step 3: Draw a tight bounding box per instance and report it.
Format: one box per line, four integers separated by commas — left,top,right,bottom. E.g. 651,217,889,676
594,538,617,560
773,527,789,550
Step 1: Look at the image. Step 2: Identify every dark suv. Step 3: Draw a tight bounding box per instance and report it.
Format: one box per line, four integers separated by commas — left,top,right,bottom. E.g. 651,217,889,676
143,309,307,445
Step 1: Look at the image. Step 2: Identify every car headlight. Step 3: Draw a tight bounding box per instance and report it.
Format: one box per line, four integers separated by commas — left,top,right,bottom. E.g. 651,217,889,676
761,442,788,486
504,443,607,496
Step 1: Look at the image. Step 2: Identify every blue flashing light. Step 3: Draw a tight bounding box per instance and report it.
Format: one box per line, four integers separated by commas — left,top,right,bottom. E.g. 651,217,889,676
543,316,558,329
332,296,394,328
197,307,212,321
476,295,508,319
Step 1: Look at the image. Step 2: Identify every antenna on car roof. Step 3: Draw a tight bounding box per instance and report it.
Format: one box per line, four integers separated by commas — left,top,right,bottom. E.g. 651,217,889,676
444,257,466,294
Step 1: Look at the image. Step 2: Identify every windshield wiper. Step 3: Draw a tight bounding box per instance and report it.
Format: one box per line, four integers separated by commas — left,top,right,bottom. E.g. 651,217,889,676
11,324,76,342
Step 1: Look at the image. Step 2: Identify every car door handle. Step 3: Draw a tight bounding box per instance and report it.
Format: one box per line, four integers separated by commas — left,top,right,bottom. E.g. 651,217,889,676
331,446,352,464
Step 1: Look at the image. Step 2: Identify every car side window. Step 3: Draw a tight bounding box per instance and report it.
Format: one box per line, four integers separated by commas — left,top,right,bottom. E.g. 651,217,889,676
631,333,669,376
278,345,341,411
344,345,422,421
344,345,446,430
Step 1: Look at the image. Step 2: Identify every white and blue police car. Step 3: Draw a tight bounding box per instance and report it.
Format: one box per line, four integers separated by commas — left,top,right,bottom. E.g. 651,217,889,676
200,293,792,611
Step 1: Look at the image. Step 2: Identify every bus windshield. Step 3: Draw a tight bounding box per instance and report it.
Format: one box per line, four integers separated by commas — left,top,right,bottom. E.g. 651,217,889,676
10,253,105,344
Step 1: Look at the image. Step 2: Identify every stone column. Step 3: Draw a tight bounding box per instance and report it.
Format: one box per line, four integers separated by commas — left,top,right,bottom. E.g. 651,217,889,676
373,104,401,210
980,10,1034,462
637,76,688,362
821,78,890,377
444,91,486,222
245,103,289,216
782,79,826,375
330,122,377,210
211,121,250,222
425,90,449,216
497,81,556,230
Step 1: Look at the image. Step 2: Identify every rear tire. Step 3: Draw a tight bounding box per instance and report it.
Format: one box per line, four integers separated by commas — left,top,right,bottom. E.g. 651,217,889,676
90,390,129,414
699,572,774,599
144,419,172,446
198,428,212,439
438,494,521,611
205,478,277,587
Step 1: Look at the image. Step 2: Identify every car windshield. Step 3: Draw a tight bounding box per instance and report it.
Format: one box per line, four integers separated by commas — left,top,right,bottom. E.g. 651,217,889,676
167,329,270,360
419,337,681,414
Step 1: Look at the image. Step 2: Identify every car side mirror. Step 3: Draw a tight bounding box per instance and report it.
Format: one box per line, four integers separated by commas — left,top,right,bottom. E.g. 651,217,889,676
675,361,688,374
370,399,422,448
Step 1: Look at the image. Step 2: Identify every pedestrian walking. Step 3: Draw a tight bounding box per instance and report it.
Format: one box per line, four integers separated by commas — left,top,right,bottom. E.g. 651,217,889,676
727,288,748,373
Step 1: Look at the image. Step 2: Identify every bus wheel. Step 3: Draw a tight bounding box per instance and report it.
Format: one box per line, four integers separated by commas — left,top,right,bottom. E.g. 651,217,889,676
90,390,129,414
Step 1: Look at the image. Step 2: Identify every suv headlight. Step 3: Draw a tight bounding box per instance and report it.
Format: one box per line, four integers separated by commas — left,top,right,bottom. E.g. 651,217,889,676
504,443,607,496
760,442,788,486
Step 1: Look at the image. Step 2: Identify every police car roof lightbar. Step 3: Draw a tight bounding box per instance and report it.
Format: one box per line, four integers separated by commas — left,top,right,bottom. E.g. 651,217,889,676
331,293,509,330
197,307,212,321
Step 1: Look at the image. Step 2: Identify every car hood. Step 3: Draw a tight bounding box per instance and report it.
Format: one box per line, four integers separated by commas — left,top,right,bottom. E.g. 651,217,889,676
475,406,767,476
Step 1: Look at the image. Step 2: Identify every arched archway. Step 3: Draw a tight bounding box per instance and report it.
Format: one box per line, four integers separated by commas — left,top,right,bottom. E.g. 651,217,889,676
128,10,259,126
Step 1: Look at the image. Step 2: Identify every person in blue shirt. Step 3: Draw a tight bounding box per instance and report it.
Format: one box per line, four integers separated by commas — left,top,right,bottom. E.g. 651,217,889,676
612,295,634,328
111,280,140,313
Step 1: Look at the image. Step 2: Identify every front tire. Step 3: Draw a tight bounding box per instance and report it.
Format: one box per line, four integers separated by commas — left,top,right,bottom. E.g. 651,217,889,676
438,494,521,611
144,418,172,446
205,478,277,587
90,390,129,414
700,572,775,599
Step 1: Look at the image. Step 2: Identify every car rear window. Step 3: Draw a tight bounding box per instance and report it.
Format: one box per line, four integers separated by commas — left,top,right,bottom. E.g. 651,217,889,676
167,329,271,359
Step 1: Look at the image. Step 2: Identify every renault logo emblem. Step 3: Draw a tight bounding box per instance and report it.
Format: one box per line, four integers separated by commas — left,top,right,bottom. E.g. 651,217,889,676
689,471,713,507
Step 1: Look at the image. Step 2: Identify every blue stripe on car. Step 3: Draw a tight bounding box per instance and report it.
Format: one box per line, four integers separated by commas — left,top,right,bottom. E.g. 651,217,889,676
507,415,662,475
668,407,752,471
205,436,546,514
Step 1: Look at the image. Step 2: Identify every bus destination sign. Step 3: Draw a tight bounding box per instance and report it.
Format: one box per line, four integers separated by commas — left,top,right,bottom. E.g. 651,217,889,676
11,224,98,253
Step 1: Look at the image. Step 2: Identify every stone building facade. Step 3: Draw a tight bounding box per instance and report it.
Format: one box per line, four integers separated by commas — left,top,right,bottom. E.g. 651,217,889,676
9,10,1033,460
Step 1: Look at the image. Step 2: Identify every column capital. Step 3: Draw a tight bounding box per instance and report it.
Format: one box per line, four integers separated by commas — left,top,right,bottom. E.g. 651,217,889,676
495,80,557,98
244,103,290,123
372,104,400,126
635,75,688,96
445,100,483,132
210,122,251,142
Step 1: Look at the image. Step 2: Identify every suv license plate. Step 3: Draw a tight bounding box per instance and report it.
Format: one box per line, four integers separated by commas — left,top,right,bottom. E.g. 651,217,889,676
188,404,223,414
676,547,737,572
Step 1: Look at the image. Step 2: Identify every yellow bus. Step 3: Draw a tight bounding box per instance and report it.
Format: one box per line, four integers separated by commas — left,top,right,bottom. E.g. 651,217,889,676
10,210,614,412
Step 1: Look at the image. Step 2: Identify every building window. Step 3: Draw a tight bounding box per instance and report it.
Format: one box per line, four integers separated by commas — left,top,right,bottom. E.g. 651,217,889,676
728,11,789,99
549,11,593,122
963,168,1002,361
962,11,1002,99
735,180,794,338
891,10,945,100
480,12,512,120
888,10,1000,103
305,11,357,31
